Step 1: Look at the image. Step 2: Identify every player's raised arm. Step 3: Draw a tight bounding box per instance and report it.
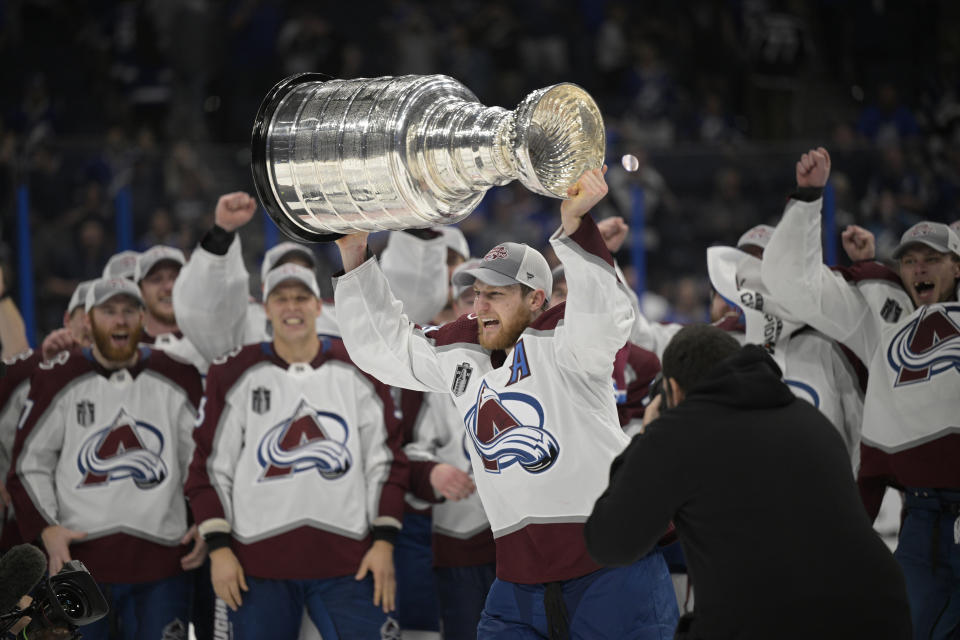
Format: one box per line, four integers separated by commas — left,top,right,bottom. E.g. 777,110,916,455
760,148,880,363
550,167,636,379
333,233,449,393
172,192,258,364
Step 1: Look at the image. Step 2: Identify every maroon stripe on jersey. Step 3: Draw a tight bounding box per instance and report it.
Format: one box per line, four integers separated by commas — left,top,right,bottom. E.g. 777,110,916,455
838,344,868,393
567,215,615,268
0,350,40,408
7,352,94,542
400,389,426,445
426,314,482,347
408,460,441,505
617,344,661,427
144,349,203,411
831,262,903,288
859,435,960,516
433,528,496,568
70,532,186,583
494,522,601,584
233,527,371,580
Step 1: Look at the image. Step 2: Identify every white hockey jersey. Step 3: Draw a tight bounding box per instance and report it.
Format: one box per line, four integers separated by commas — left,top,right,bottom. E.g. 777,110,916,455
404,391,495,567
141,329,209,376
761,197,960,512
334,217,635,584
707,246,865,464
7,347,202,583
186,339,408,580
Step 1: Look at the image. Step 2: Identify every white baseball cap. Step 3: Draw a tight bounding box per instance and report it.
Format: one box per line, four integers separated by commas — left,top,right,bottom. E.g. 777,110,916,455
103,251,140,280
67,279,97,315
452,242,552,302
260,243,316,285
892,222,960,259
135,246,186,282
438,226,470,261
262,263,320,302
85,278,145,313
736,224,775,251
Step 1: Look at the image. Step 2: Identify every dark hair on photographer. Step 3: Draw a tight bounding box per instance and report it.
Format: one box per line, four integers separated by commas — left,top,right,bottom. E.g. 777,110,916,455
661,324,741,391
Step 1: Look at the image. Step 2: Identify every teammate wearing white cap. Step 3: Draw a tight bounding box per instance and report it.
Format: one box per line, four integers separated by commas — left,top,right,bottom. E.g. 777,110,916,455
333,168,677,639
6,277,206,640
186,263,406,639
761,147,960,640
102,250,141,281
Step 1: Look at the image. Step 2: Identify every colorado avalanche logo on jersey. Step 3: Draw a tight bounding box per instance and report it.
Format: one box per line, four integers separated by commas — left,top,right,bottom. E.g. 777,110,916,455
77,409,168,489
463,381,559,474
257,399,353,481
887,304,960,386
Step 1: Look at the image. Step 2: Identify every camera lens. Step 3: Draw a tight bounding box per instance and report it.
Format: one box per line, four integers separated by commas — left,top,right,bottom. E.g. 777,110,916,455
55,585,89,619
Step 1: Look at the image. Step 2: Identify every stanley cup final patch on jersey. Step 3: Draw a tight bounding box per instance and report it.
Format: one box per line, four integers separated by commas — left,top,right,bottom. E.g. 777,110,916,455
76,400,95,427
251,386,271,414
452,362,473,396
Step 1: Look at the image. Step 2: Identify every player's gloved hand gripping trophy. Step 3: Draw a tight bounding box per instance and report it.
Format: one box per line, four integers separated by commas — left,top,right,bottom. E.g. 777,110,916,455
251,73,605,241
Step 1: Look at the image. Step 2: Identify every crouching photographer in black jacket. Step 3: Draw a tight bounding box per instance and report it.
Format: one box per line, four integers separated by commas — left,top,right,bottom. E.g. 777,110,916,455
585,325,911,640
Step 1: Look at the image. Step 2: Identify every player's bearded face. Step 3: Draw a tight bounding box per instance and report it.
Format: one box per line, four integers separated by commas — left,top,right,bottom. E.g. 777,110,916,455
475,283,535,350
899,247,960,306
89,298,144,363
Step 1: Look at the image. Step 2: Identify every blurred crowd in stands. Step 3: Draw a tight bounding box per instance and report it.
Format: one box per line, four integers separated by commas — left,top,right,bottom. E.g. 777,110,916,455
2,0,960,336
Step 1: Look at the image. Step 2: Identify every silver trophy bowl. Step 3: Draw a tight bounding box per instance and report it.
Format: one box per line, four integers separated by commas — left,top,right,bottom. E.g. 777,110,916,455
251,73,605,242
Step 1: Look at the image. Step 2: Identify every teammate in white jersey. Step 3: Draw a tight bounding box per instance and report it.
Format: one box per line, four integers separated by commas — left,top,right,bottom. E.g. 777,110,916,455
760,147,960,640
185,264,407,639
333,168,677,639
6,277,206,640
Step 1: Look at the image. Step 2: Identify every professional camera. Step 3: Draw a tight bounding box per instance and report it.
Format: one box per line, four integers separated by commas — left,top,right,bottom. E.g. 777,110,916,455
0,560,109,638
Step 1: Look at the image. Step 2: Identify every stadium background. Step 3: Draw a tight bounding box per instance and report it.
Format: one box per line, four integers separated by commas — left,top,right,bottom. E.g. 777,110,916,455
0,0,957,351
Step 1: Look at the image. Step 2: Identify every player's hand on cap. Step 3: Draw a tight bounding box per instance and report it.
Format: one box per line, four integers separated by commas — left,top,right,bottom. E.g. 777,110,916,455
429,463,476,501
214,191,258,233
356,540,396,613
210,547,249,612
841,224,876,262
180,525,208,571
795,147,831,189
41,525,87,575
597,216,629,253
41,328,76,362
561,166,609,236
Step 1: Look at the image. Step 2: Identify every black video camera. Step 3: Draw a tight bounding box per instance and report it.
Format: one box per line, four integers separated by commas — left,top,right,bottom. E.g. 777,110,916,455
1,560,109,638
645,372,671,414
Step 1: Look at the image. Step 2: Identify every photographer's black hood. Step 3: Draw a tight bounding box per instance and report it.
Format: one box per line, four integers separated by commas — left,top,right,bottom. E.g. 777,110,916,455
684,345,796,410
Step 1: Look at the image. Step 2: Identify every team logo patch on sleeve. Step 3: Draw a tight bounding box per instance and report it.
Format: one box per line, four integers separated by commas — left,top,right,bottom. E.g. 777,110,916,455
77,409,168,489
464,381,559,474
257,399,353,481
451,362,473,397
887,305,960,386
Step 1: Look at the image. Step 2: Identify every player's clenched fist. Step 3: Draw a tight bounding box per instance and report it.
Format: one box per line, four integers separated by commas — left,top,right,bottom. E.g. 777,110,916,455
795,147,831,189
214,192,258,233
561,166,609,236
210,547,249,612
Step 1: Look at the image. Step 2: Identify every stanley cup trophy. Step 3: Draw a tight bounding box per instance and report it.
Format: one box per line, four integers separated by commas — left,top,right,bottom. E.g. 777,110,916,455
251,73,605,242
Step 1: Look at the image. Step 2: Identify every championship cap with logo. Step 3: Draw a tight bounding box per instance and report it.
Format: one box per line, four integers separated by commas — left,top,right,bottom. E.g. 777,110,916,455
452,242,552,302
85,278,145,313
262,263,320,302
134,246,186,282
260,243,316,285
102,251,141,280
67,279,98,315
892,222,960,259
736,224,775,251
